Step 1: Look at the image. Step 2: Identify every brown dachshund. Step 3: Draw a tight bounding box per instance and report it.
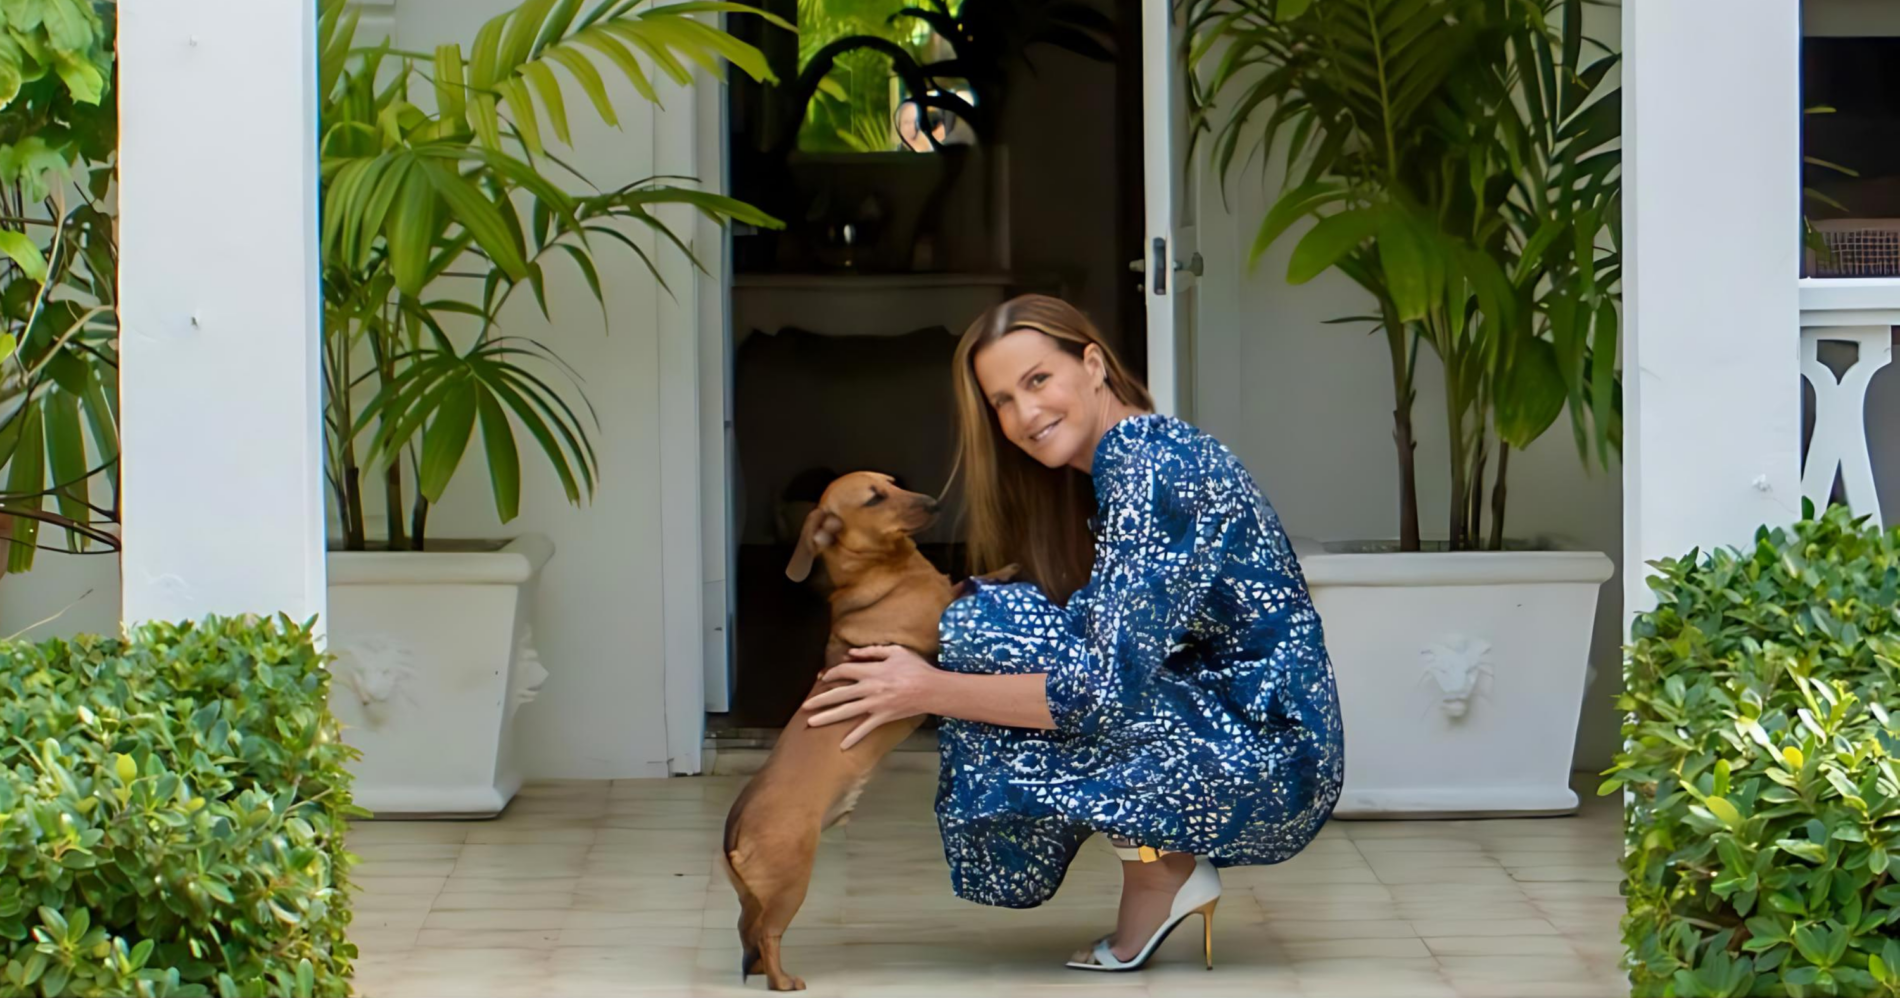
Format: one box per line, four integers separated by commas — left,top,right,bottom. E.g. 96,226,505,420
720,472,1010,991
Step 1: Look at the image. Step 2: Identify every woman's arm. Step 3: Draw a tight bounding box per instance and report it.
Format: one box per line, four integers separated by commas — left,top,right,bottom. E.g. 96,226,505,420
927,668,1056,730
803,646,1054,749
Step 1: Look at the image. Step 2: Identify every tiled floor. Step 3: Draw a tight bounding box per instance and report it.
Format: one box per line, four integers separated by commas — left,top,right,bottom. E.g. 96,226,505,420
349,771,1627,997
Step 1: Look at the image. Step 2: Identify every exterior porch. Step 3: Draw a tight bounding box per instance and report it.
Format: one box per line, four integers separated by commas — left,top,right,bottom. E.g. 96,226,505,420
0,0,1881,993
347,770,1622,998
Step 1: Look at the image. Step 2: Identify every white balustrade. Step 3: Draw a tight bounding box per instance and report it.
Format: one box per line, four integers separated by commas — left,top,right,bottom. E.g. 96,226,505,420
1799,279,1900,527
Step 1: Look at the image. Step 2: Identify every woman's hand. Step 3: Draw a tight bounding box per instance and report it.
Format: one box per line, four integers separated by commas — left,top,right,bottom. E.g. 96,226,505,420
802,645,942,751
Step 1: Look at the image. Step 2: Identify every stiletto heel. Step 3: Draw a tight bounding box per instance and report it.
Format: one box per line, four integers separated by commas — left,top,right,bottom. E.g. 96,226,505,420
1066,855,1223,972
1197,898,1218,969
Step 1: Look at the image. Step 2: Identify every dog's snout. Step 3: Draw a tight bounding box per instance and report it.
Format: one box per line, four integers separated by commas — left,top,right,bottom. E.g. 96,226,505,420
921,497,941,515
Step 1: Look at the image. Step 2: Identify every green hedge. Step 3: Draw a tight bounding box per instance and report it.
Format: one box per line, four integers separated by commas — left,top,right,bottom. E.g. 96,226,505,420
0,616,360,998
1608,506,1900,997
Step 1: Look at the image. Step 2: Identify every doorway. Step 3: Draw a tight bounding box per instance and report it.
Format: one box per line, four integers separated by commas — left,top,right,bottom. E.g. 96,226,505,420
703,0,1167,730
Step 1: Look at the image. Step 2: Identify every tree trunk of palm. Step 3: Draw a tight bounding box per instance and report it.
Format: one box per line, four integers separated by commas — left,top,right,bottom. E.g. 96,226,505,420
1488,443,1510,551
1446,380,1470,552
1386,315,1421,552
410,495,430,552
1468,435,1488,549
341,463,365,550
369,327,407,551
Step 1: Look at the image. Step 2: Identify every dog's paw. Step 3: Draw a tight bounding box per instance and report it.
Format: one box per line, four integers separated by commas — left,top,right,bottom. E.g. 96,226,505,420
982,564,1022,584
953,564,1023,600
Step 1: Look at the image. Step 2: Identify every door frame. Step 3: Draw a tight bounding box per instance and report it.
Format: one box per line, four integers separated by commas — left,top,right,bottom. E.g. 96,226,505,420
654,56,735,776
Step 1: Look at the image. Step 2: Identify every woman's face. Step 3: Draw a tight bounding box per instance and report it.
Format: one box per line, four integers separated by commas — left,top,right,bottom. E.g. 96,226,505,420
972,329,1107,470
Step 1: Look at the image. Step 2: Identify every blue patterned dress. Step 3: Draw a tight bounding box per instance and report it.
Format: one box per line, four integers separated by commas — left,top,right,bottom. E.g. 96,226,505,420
934,413,1344,908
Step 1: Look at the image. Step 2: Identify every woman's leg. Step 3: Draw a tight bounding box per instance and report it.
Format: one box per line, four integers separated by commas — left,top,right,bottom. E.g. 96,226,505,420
1091,836,1199,963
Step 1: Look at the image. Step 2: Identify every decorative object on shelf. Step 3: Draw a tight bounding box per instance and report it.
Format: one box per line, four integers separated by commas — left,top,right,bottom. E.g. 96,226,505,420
1192,0,1621,815
756,0,1113,275
780,0,1116,155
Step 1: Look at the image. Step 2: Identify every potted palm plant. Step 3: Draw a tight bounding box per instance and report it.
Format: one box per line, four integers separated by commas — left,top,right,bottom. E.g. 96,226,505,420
1189,0,1619,815
318,0,782,816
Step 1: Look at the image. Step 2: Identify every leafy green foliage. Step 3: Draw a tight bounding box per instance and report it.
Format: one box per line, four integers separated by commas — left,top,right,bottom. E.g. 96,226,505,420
0,0,110,111
318,0,784,550
1186,0,1620,551
0,0,117,574
0,616,360,998
1604,506,1900,997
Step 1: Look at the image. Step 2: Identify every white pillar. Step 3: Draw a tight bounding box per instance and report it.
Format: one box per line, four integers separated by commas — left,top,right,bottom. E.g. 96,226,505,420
1622,1,1803,614
119,2,326,626
655,66,706,774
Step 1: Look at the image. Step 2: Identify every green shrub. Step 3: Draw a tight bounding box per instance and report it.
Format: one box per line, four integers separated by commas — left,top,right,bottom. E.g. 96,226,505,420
0,616,360,998
1606,505,1900,997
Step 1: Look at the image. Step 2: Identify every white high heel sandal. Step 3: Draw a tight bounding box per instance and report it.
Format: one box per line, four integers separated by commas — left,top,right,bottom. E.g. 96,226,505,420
1066,846,1223,972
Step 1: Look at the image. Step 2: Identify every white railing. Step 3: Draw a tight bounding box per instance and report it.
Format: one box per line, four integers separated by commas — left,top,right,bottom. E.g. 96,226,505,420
1799,278,1900,527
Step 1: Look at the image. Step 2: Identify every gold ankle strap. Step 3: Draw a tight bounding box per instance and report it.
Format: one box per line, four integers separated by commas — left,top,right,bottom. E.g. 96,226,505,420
1110,843,1170,863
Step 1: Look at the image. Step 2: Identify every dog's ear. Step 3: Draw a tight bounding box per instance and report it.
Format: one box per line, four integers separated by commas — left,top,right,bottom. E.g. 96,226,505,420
786,507,840,582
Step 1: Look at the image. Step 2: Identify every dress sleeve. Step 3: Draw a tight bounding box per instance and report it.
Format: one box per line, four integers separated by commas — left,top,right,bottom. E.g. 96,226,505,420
935,434,1237,738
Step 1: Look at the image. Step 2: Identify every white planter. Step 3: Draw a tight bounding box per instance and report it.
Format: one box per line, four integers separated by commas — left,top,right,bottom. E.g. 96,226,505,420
1299,546,1614,818
325,536,553,818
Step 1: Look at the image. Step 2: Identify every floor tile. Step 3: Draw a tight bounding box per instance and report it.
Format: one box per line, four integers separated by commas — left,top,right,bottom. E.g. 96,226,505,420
352,773,1623,996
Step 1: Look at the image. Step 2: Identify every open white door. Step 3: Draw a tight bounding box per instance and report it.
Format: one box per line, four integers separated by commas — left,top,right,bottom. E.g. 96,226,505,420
1140,0,1200,419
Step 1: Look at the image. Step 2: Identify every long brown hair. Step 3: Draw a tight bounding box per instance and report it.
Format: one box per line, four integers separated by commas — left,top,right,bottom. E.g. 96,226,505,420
950,295,1153,603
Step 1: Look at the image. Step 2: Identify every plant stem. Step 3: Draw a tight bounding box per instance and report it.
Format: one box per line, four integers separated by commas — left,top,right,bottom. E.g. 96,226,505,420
1469,432,1488,547
410,494,430,551
1384,307,1420,551
1443,324,1470,552
1489,443,1510,551
342,467,365,550
368,324,407,550
0,506,118,549
334,318,367,551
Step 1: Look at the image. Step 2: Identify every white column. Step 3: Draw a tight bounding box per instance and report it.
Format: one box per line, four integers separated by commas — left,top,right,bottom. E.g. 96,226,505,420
119,2,326,626
1622,0,1803,614
655,66,706,773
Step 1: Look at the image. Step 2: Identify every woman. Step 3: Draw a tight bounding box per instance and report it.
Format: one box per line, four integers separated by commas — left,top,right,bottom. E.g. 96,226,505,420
803,295,1344,971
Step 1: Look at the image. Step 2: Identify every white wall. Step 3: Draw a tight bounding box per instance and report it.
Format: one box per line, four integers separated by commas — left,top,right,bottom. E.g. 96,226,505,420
381,0,688,779
1189,7,1627,770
